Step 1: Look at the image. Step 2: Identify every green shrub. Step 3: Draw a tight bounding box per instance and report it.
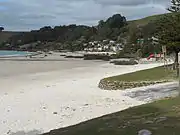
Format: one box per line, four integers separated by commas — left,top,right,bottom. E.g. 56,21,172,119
60,54,66,56
111,59,138,65
65,55,84,58
84,54,111,61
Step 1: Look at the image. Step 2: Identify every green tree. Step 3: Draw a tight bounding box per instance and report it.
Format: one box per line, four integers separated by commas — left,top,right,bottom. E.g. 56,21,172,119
98,20,105,29
106,14,127,29
97,14,127,40
168,0,180,12
157,0,180,76
0,27,4,32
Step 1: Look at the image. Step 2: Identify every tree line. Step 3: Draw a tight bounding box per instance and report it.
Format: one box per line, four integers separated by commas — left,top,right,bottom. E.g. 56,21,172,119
0,14,127,51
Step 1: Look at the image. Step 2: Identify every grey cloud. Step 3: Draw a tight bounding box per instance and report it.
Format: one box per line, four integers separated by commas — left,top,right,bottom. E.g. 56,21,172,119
94,0,149,6
0,0,170,31
56,0,169,6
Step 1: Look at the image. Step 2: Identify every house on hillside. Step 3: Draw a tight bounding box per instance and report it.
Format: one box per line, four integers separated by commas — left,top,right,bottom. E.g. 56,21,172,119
103,39,108,42
110,46,123,52
151,36,159,45
94,41,98,44
103,45,109,50
84,39,125,52
83,43,88,47
110,43,123,52
109,40,115,44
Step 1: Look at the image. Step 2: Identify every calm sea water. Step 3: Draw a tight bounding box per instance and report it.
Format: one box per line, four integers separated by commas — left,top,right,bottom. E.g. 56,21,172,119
0,51,31,56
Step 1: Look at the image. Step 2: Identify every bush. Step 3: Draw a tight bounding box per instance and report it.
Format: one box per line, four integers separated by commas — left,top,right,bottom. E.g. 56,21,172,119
84,54,111,61
65,55,84,59
60,54,66,56
110,59,138,65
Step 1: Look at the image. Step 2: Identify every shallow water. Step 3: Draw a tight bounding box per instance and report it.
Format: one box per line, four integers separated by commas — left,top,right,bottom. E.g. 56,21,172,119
0,50,31,57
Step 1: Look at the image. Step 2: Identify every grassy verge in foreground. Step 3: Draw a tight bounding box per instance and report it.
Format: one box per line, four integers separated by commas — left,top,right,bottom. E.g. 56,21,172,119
43,97,180,135
106,66,176,82
99,66,177,90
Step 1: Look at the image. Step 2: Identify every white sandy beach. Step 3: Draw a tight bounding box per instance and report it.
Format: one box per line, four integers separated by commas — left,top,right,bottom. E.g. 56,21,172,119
0,58,174,135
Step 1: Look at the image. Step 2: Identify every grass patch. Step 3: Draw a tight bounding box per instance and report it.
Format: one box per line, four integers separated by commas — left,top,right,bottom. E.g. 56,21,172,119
99,66,177,90
128,13,172,26
43,97,180,135
105,66,176,82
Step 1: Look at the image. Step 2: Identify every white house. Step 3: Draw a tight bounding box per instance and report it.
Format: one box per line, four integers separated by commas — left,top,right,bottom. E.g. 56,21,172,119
97,43,102,47
84,48,88,51
97,47,103,51
152,36,158,41
110,45,123,52
103,39,108,42
109,40,115,44
94,41,98,44
83,43,88,47
103,45,109,50
88,48,93,51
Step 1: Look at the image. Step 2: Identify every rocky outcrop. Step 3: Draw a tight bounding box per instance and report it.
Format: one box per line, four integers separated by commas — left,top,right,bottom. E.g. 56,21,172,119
98,79,169,90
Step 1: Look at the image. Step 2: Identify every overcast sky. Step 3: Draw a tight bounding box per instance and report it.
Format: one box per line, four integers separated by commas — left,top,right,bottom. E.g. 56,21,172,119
0,0,170,31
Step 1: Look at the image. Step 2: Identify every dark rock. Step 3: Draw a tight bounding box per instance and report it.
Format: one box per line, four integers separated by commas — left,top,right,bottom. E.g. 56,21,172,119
72,109,76,111
53,112,58,115
7,130,11,134
65,107,70,110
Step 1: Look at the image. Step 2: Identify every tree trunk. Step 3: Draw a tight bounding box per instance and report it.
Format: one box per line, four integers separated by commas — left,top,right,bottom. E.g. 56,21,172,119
175,51,179,77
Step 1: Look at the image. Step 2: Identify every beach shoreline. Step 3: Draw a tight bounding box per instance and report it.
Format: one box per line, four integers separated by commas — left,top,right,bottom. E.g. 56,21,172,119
0,59,173,135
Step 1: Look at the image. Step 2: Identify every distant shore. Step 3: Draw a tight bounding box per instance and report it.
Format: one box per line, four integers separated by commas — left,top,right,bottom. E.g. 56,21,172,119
0,51,116,61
